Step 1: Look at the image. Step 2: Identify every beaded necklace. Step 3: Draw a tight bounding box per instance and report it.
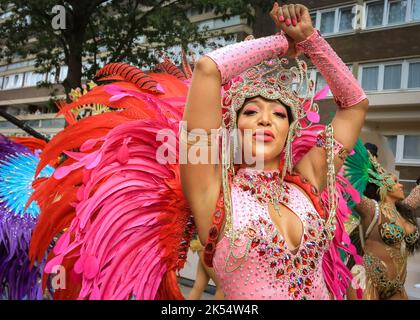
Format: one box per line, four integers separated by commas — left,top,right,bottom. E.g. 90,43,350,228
233,169,289,217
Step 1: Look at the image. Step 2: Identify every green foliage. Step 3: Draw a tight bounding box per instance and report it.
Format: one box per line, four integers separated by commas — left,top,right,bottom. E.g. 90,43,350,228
0,0,274,93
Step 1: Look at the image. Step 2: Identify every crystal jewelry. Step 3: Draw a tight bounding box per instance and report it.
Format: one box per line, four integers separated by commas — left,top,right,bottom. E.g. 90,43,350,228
205,32,289,85
233,169,290,217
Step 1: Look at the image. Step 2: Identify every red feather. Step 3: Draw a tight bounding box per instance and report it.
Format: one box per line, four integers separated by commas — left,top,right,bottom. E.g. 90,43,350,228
155,56,187,81
8,137,47,153
96,63,159,92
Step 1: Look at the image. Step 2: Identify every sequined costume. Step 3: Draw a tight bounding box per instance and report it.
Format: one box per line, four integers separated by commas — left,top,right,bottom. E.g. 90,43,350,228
213,168,331,300
345,140,420,299
356,194,419,299
201,27,367,300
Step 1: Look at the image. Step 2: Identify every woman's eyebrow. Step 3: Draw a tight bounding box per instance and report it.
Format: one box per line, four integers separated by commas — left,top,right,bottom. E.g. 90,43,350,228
243,99,260,106
270,103,286,111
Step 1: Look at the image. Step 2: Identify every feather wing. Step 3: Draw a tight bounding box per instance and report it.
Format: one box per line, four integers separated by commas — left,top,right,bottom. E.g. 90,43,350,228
43,116,193,300
344,138,371,196
0,135,53,299
31,71,193,299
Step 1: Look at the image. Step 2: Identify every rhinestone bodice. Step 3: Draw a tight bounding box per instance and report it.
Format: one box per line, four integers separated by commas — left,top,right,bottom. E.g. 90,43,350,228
213,169,331,300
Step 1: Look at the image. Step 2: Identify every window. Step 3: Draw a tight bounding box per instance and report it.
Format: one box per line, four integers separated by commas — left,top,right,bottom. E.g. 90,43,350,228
187,35,237,57
388,0,408,24
360,59,420,91
47,70,57,83
134,36,146,45
0,121,15,129
197,15,241,31
408,62,420,88
366,1,385,27
3,76,9,89
24,71,46,87
0,76,3,89
12,74,23,88
41,118,65,128
309,67,351,97
306,69,333,97
365,0,420,27
413,0,420,19
361,66,379,91
0,60,36,72
389,135,420,164
383,64,402,89
311,6,356,35
386,135,397,156
0,11,12,20
403,135,420,160
338,7,354,31
3,73,24,89
197,20,213,31
26,120,40,128
320,11,335,34
59,66,68,82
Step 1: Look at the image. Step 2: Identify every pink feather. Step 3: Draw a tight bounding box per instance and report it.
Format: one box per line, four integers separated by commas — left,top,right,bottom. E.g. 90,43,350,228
42,90,193,299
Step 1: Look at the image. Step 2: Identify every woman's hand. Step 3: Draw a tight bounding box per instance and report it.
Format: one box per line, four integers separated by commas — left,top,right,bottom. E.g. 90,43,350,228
270,2,315,43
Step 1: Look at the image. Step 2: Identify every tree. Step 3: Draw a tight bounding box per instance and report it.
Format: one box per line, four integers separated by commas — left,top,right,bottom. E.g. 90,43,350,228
0,0,274,97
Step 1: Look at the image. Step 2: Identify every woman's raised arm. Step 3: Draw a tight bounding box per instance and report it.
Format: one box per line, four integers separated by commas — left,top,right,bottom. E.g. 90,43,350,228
180,56,224,243
271,3,369,191
402,184,420,211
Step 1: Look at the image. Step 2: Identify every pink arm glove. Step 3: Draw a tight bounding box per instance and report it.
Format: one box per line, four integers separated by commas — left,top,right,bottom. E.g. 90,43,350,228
205,33,289,84
296,29,367,108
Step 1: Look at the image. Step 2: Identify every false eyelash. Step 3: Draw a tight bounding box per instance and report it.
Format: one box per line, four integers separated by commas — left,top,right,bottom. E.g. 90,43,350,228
274,112,287,119
243,110,257,115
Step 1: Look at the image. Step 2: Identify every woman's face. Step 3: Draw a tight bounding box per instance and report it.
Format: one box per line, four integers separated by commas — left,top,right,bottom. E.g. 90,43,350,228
387,176,405,201
237,96,290,167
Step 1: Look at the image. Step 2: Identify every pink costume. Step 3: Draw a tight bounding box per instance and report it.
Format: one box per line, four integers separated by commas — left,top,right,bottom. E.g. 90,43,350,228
28,27,365,300
213,168,331,300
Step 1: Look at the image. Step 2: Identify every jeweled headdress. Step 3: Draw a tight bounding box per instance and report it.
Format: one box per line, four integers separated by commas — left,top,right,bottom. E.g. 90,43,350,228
367,151,396,191
220,55,320,171
221,56,318,132
219,54,328,234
